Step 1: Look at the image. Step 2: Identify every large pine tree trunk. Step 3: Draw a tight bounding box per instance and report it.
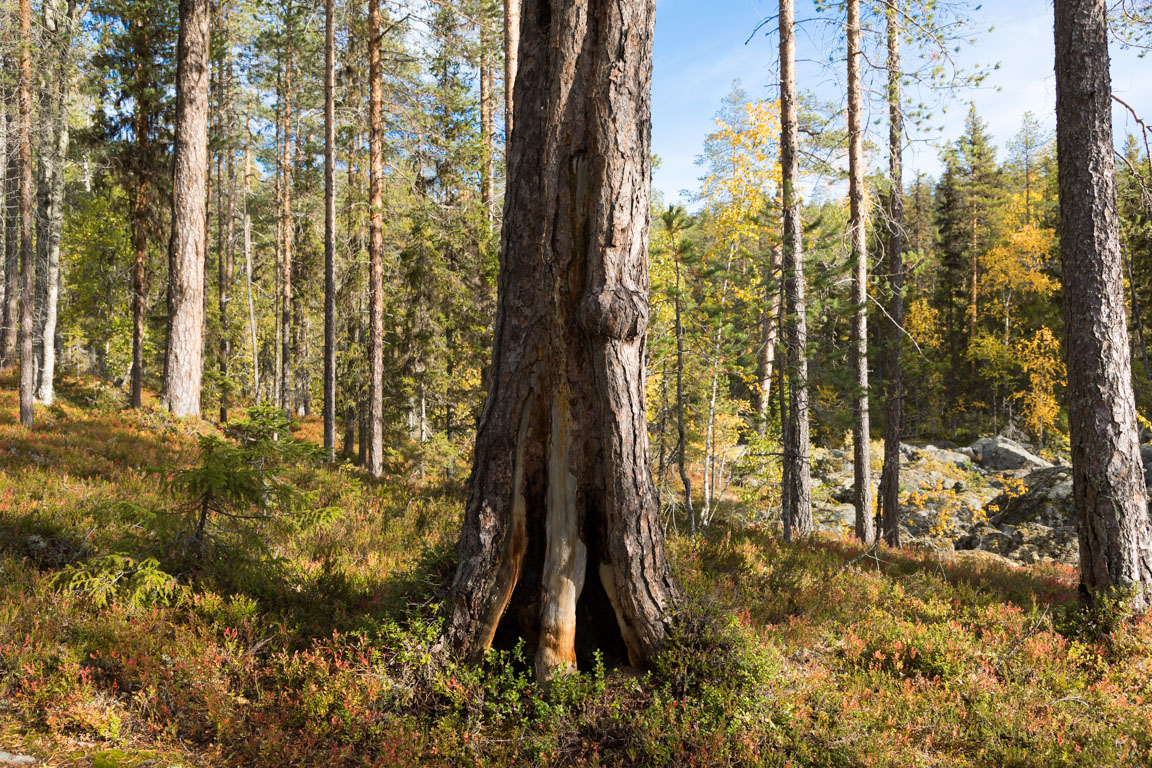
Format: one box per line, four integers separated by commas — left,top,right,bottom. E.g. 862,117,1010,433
779,0,812,537
163,0,210,418
1054,0,1152,609
444,0,679,683
878,0,904,548
847,0,874,544
366,0,385,477
322,0,337,459
18,0,35,427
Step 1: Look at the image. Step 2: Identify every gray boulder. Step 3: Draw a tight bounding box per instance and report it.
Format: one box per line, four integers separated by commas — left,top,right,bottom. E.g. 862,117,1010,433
969,437,1053,472
956,466,1077,564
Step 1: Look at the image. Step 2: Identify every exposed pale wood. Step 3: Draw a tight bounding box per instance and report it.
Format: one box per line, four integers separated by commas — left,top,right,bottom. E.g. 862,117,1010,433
445,0,678,679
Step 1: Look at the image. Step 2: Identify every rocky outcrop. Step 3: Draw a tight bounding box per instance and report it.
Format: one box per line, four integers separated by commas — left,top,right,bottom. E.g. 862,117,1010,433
968,437,1052,472
957,467,1077,565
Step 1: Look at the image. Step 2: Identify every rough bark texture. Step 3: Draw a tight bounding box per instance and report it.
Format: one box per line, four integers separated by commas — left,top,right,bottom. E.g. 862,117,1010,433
163,0,210,418
780,0,812,537
1054,0,1152,609
847,0,874,544
18,0,35,427
322,0,336,458
444,0,679,682
366,0,385,477
879,0,903,548
503,0,519,135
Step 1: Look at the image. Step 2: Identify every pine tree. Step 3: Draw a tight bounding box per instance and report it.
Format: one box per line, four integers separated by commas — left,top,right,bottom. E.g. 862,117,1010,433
1054,0,1152,611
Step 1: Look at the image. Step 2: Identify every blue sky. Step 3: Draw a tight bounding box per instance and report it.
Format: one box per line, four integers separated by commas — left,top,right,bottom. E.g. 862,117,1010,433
651,0,1152,206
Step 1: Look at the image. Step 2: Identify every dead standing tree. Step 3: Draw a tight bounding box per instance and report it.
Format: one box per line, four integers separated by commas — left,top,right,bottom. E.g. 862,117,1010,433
443,0,680,684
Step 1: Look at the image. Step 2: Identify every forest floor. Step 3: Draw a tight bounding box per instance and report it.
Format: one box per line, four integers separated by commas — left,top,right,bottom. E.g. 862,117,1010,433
1,375,1150,767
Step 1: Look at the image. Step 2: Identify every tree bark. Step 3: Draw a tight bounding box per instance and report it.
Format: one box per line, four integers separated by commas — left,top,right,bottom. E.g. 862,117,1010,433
1,93,18,373
879,0,903,548
847,0,874,544
323,0,337,459
674,239,694,536
756,244,782,434
218,8,236,422
33,0,75,406
279,8,294,417
444,0,679,683
242,141,259,404
780,0,812,537
0,100,5,367
1054,0,1152,610
503,0,519,136
128,18,154,409
18,0,34,427
163,0,211,418
480,11,495,223
367,0,385,477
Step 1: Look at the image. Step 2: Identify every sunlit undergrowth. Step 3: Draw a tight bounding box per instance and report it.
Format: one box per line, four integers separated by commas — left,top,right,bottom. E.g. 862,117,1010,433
2,376,1151,767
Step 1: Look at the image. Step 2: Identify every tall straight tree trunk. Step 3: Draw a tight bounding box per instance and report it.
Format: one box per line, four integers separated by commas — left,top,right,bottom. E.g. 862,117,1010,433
444,0,679,684
163,0,211,417
479,13,495,223
366,0,385,477
847,0,874,544
218,8,236,422
779,0,812,537
670,225,694,536
503,0,519,135
279,10,294,416
322,0,337,459
0,102,5,364
756,244,782,434
243,143,258,404
1054,0,1152,610
2,96,18,372
34,0,74,406
272,94,282,409
129,21,151,408
18,0,34,427
878,0,903,548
